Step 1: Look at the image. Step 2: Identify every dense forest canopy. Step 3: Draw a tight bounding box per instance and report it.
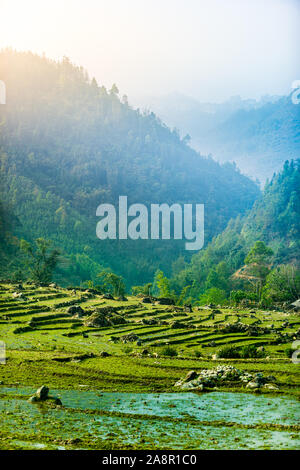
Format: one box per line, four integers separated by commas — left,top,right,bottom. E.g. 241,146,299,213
169,160,300,304
0,49,260,286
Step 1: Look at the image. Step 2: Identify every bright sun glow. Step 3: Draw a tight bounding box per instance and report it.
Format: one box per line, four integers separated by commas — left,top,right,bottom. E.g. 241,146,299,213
1,0,300,102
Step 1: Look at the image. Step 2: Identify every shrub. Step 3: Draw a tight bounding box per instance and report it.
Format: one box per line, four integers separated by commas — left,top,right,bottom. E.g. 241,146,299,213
218,345,241,358
285,347,295,358
161,346,178,357
240,344,266,358
193,350,202,358
230,290,258,306
131,283,152,296
122,346,133,354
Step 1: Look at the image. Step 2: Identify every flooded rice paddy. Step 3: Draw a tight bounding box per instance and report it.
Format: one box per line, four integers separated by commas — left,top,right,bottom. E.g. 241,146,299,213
0,387,299,450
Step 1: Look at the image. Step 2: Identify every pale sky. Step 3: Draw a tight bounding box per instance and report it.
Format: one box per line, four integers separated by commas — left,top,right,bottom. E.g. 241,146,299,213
1,0,299,104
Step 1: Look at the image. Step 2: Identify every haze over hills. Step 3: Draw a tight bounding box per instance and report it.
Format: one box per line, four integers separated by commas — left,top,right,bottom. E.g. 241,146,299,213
138,92,300,182
0,50,260,287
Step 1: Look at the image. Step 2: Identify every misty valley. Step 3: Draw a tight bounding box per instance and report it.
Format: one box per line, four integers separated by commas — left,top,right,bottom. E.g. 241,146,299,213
0,48,299,451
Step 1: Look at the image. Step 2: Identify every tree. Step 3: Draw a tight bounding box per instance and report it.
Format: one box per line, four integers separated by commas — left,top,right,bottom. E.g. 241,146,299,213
177,285,192,305
154,270,171,298
262,264,300,304
110,83,119,95
240,241,274,299
97,270,126,297
245,241,273,265
205,261,231,292
20,238,60,283
182,134,191,145
198,287,227,306
131,283,152,296
230,290,258,306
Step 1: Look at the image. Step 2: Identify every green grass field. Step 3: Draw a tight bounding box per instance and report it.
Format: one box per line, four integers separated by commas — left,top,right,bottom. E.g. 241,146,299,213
0,282,299,449
1,282,299,394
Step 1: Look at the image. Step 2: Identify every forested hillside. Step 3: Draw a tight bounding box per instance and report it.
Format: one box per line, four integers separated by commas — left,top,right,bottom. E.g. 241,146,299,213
0,50,259,286
169,159,300,303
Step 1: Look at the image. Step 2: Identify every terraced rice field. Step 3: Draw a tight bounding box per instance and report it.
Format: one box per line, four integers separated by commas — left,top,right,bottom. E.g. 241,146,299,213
0,282,299,449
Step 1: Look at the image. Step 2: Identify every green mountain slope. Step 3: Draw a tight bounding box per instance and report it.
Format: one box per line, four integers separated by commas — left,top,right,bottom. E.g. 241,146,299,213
0,50,259,286
171,159,300,298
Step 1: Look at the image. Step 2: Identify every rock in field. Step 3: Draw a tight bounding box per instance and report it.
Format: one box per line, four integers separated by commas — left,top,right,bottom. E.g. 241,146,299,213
99,351,110,357
246,381,260,389
185,370,198,382
67,305,85,317
28,385,62,405
120,332,140,343
36,385,49,400
156,297,175,305
175,365,278,392
263,383,279,391
102,293,114,300
12,292,26,300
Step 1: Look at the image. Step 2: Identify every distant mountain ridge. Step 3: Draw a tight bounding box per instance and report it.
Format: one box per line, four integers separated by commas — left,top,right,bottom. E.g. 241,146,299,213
139,92,299,182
